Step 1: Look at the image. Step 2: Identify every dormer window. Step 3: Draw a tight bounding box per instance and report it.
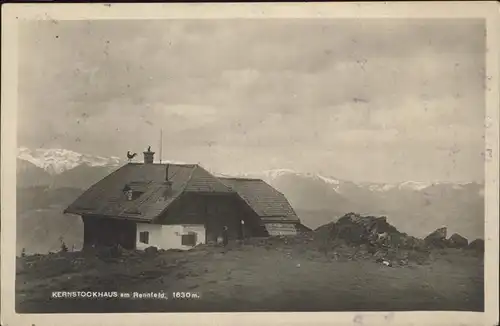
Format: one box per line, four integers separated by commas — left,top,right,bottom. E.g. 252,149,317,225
131,191,143,200
124,190,144,201
123,184,145,201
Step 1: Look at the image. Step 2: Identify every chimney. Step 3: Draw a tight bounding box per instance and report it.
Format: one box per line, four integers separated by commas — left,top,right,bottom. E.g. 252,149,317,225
143,146,155,164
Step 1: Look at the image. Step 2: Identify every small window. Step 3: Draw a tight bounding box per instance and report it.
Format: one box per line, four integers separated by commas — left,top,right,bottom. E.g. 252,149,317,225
124,184,145,201
131,191,144,200
126,190,144,201
139,231,149,244
181,232,197,246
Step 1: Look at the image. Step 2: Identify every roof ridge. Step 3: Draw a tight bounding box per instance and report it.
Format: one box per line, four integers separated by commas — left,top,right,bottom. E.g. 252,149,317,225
192,165,234,192
182,165,199,192
128,162,198,167
165,162,197,167
219,176,264,181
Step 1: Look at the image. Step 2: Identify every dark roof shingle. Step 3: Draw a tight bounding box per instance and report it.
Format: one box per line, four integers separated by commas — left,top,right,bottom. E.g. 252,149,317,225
64,163,231,221
218,177,299,223
65,163,301,225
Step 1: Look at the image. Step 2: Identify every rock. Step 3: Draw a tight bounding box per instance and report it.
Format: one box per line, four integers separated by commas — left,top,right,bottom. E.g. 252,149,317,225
145,246,159,254
400,235,426,251
424,227,448,248
373,250,387,260
467,238,484,251
427,227,447,239
314,213,439,265
398,259,409,266
447,233,468,249
317,213,413,250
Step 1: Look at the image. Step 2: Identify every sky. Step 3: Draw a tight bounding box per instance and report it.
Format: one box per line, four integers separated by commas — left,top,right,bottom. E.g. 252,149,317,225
17,19,486,183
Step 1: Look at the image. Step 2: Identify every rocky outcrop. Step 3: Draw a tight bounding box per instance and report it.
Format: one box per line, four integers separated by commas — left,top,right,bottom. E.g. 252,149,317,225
317,213,399,246
315,213,425,251
313,213,433,265
424,227,448,248
467,239,484,252
399,235,427,251
447,233,468,249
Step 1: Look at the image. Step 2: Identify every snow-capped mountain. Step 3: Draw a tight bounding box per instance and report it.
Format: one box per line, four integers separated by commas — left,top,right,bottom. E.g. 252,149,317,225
229,168,480,194
222,168,484,240
225,169,344,191
18,147,123,175
16,147,483,195
16,147,485,250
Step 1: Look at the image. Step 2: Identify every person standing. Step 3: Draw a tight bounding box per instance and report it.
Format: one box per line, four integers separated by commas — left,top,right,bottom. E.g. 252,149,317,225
222,226,229,247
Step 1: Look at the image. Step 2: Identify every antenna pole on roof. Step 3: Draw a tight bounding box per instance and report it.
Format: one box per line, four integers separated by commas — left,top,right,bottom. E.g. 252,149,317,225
160,129,163,164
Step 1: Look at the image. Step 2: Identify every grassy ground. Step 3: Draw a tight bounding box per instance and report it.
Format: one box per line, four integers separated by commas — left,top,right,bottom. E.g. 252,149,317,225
15,238,484,313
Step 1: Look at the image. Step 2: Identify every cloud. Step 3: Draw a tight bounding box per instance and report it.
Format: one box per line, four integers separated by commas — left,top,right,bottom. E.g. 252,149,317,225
17,19,485,182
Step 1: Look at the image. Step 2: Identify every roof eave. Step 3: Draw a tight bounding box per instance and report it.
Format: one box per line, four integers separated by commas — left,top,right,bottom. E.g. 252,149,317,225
62,209,156,223
260,217,300,222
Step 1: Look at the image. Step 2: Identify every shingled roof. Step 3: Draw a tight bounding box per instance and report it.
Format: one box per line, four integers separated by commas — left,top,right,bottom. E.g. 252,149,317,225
65,162,302,227
64,163,232,222
218,177,300,223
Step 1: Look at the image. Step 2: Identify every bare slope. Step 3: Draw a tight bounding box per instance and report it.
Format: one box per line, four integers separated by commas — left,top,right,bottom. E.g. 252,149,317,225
16,239,484,313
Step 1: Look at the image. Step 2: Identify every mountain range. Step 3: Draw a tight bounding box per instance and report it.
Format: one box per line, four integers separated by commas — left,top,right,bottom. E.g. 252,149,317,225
15,147,485,254
18,147,122,175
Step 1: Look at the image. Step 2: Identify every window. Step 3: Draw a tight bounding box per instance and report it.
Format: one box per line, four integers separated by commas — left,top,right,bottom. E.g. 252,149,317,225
181,232,197,246
139,231,149,244
126,190,144,201
123,185,145,201
131,191,144,200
